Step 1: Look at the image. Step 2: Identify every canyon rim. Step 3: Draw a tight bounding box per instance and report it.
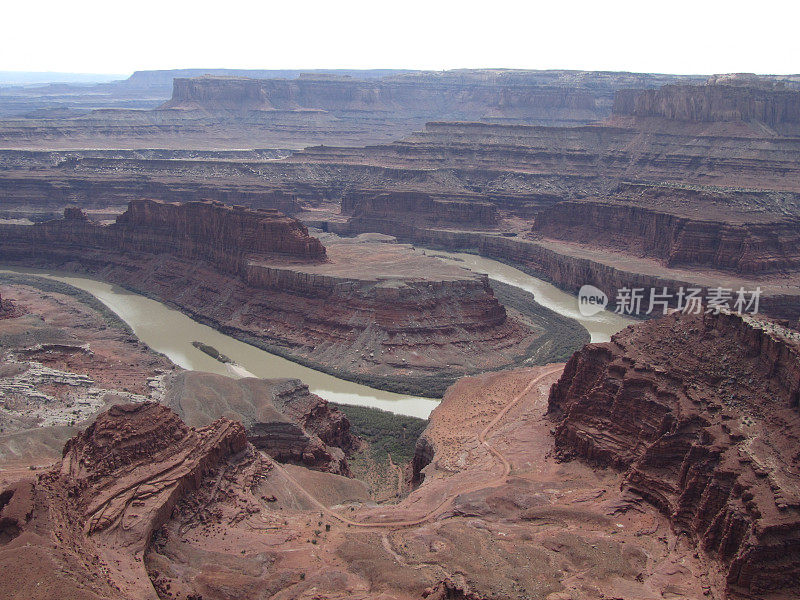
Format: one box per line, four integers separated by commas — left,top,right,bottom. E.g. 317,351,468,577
2,9,800,599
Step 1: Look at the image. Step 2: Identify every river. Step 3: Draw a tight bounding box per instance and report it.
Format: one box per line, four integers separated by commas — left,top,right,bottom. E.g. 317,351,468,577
427,250,633,343
1,256,633,419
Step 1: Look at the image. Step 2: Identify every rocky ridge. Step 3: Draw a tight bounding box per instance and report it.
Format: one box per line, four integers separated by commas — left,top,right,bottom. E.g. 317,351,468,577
161,74,604,126
0,402,256,599
533,198,800,275
340,216,800,320
613,81,800,130
163,371,356,475
342,190,499,229
548,310,800,594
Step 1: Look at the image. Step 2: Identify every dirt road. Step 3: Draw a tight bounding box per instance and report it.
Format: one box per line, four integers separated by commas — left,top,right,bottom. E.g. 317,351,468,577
261,366,563,529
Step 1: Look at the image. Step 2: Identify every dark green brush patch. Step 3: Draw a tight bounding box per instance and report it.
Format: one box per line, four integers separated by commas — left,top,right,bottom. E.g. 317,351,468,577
490,280,591,363
333,403,427,465
333,403,428,499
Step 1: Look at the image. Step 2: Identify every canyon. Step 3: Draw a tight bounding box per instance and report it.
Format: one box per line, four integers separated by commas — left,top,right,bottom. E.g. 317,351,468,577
5,305,800,598
163,371,357,475
0,199,568,395
0,69,712,147
0,275,359,475
4,77,800,325
613,78,800,132
2,65,800,599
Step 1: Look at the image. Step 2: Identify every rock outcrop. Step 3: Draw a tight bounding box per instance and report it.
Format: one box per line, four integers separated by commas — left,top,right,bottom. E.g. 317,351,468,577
0,198,326,275
0,402,256,599
533,199,800,275
343,190,499,229
0,171,302,219
548,311,800,594
163,371,355,475
342,217,800,321
0,69,711,145
0,290,19,320
161,73,604,125
115,198,327,265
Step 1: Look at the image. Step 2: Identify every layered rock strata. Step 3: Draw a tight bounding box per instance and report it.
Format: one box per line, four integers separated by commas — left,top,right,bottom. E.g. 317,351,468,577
0,200,543,391
0,198,326,273
4,69,699,149
287,119,800,193
548,311,800,594
533,199,800,275
342,190,499,228
614,82,800,129
162,371,355,475
0,172,302,219
342,217,800,320
114,197,326,266
0,402,254,599
161,73,603,124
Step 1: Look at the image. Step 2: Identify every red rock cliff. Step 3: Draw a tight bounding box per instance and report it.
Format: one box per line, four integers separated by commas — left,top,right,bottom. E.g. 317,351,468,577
115,198,326,268
548,311,800,594
533,199,800,275
162,74,601,123
0,199,326,275
342,190,499,228
0,200,541,392
614,83,800,127
0,402,250,598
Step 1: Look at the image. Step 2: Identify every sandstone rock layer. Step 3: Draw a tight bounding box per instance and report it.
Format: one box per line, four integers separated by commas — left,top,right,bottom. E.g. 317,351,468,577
0,201,544,391
163,371,355,475
0,402,256,599
548,311,800,594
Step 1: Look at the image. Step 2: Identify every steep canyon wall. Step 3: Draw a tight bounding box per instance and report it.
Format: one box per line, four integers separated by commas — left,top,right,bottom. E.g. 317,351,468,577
548,311,800,593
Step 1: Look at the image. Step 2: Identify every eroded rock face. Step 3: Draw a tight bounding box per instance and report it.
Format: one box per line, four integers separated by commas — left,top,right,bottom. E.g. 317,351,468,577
0,291,19,319
0,171,302,219
0,201,543,391
614,83,800,128
265,377,357,453
548,311,800,594
115,198,327,266
343,217,800,321
162,74,603,124
0,199,326,274
343,190,499,229
533,199,800,275
163,371,355,475
0,402,256,599
59,403,250,562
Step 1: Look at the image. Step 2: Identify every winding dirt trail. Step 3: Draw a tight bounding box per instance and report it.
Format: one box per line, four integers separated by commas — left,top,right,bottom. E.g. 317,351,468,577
261,366,562,529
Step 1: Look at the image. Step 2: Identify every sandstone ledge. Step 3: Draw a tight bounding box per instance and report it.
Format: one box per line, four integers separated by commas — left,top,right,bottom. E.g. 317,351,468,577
548,311,800,594
342,217,800,321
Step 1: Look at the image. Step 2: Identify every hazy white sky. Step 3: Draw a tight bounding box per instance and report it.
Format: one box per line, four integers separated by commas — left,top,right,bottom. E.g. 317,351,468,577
3,0,798,76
